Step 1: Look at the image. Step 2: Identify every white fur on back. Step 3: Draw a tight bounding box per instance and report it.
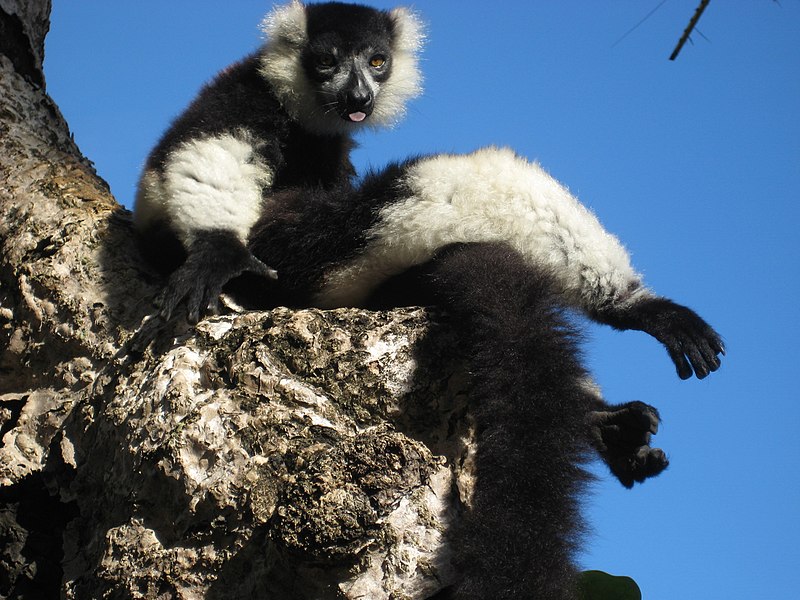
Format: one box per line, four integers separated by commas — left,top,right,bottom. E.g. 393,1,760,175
315,147,650,312
134,133,272,245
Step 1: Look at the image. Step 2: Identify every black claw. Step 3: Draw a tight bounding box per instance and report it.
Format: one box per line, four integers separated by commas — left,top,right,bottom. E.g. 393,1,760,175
246,254,278,280
206,298,220,316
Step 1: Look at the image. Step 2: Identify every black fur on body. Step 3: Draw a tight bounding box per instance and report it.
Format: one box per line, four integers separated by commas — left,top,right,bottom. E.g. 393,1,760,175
137,51,360,321
243,162,410,307
424,243,595,599
136,50,356,279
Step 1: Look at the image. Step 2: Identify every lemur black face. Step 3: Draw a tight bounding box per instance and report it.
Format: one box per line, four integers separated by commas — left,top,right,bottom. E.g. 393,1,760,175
301,3,396,124
302,44,392,123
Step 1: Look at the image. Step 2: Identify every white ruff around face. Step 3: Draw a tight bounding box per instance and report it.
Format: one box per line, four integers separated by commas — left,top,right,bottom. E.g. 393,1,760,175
258,1,424,135
134,133,273,245
315,147,650,312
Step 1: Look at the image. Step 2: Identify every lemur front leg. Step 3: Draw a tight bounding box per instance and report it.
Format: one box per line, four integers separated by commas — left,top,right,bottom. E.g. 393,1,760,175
135,133,279,323
592,296,725,380
155,230,276,323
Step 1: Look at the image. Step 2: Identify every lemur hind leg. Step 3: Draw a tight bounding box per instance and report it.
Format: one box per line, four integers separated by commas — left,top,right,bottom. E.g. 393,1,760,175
425,242,594,600
586,398,669,488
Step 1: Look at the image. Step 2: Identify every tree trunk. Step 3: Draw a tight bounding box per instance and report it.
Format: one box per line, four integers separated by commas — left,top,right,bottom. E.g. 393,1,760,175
0,3,468,598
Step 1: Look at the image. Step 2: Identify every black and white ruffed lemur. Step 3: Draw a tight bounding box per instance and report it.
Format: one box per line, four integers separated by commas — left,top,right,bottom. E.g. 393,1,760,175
133,2,724,598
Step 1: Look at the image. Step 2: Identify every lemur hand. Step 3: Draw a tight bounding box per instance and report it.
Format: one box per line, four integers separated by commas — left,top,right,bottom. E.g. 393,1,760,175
155,231,277,323
596,297,725,380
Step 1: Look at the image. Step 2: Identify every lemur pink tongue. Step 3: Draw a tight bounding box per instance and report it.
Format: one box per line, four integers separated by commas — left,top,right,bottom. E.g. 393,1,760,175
348,112,367,122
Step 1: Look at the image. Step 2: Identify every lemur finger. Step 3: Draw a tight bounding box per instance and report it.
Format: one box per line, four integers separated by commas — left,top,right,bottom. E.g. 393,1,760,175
203,294,220,317
657,331,688,375
634,447,669,483
699,334,724,371
246,255,278,280
697,336,722,372
687,329,724,379
687,317,724,370
186,285,206,325
666,343,694,380
682,337,710,379
155,286,182,322
607,446,669,489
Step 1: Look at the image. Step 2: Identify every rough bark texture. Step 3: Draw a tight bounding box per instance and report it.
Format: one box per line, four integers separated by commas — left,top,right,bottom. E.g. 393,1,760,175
0,3,472,598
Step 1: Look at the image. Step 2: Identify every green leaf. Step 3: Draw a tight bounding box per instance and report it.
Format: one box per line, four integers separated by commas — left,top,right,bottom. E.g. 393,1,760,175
577,570,642,600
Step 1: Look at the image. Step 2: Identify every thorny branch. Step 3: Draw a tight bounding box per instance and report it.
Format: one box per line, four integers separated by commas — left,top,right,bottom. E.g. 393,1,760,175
670,0,711,61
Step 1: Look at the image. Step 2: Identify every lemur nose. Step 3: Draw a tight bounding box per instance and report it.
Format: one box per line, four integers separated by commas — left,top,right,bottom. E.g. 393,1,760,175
347,89,373,112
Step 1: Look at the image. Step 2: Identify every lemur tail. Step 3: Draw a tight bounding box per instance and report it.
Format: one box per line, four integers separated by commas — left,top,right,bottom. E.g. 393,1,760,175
427,242,594,600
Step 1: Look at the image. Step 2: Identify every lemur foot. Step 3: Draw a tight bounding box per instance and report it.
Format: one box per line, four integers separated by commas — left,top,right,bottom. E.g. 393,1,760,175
155,231,277,323
588,400,669,488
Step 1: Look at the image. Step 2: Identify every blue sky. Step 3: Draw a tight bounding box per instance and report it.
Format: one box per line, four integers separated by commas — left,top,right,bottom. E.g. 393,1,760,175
44,2,799,598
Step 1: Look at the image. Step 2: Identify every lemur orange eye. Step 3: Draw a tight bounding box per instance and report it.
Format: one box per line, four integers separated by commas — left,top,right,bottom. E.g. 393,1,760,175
369,55,386,68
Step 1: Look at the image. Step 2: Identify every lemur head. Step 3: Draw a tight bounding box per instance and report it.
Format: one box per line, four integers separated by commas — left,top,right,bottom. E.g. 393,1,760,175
259,1,424,135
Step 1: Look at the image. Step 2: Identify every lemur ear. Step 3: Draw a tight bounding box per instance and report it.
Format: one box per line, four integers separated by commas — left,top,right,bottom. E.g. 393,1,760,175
261,0,307,47
389,7,426,56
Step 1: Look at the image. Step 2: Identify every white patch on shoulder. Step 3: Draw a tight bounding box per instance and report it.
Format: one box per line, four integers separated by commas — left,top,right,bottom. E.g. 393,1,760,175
134,133,272,245
315,147,650,312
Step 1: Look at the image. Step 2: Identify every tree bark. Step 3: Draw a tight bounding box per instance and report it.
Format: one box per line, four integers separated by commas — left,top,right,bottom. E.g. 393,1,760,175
0,3,469,598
